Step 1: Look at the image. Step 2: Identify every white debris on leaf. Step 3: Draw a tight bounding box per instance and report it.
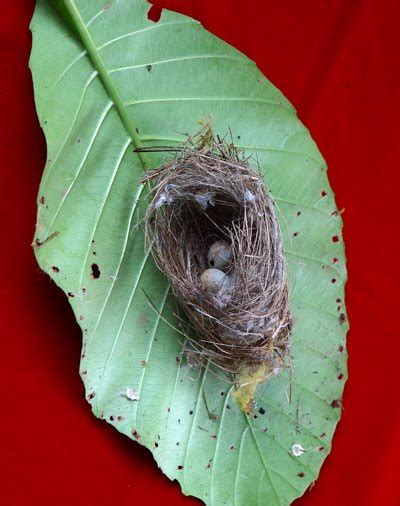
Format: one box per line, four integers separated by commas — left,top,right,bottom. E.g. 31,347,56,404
123,387,140,401
273,365,280,376
291,443,305,457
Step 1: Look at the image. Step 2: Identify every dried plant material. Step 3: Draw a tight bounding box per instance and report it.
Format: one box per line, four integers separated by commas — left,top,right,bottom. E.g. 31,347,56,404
141,129,292,410
123,387,140,401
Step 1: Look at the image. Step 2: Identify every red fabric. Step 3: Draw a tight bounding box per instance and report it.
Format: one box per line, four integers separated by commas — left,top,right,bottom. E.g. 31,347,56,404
1,1,399,504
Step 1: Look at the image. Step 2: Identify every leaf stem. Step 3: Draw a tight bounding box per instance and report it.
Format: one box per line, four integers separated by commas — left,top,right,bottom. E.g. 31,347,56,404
63,0,150,168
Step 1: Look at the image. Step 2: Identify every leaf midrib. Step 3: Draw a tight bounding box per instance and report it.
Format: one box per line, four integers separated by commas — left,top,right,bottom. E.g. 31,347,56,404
63,0,149,168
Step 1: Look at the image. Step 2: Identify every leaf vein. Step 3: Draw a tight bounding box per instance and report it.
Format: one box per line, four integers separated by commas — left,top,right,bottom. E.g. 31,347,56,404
133,284,171,427
40,100,113,241
108,54,253,73
39,71,97,192
125,96,292,110
76,137,132,294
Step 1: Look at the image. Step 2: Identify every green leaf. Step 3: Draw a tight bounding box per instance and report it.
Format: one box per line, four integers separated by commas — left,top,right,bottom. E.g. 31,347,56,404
30,1,348,504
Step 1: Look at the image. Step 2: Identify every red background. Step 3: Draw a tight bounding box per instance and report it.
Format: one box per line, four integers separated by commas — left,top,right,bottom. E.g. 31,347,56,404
1,0,399,504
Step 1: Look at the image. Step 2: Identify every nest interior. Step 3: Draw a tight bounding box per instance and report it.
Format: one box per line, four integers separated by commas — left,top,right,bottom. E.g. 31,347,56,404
142,136,292,385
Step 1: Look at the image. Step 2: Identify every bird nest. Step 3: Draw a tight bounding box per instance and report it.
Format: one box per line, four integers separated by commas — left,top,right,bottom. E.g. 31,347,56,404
141,131,292,410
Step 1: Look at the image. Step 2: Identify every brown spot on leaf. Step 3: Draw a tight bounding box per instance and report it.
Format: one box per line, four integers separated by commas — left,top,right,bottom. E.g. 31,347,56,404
131,429,141,440
137,311,149,326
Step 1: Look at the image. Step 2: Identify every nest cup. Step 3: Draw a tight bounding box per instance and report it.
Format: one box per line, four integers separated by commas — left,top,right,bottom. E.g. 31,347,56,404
142,134,292,395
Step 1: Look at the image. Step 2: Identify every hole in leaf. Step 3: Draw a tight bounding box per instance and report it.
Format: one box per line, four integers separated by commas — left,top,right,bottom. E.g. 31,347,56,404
91,263,100,279
147,4,162,22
